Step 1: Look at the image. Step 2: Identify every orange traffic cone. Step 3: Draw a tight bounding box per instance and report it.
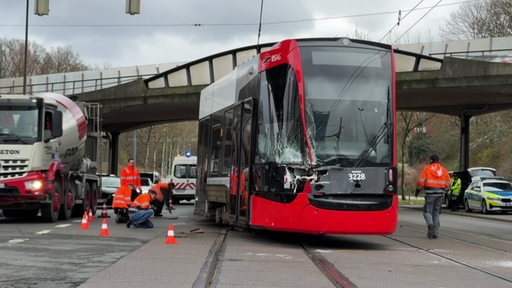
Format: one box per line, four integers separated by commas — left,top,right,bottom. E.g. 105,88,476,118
98,200,110,218
79,211,89,230
88,208,94,222
164,224,178,244
98,219,111,236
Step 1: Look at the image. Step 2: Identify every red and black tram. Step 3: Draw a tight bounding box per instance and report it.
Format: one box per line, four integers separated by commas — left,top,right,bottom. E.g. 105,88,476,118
196,38,398,235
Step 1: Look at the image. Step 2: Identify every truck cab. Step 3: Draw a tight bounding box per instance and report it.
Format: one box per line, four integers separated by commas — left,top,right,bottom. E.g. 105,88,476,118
0,93,100,222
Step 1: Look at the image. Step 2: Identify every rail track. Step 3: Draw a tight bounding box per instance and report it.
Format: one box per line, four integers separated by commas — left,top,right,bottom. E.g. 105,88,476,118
194,212,512,288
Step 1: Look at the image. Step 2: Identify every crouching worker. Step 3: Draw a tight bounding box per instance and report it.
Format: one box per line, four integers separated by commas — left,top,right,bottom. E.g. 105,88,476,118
126,189,157,228
150,181,174,216
112,183,135,223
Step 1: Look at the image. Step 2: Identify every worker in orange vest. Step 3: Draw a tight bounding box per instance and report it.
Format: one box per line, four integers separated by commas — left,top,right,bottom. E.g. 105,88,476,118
416,154,451,239
148,181,175,216
127,190,157,228
120,158,142,193
112,183,135,223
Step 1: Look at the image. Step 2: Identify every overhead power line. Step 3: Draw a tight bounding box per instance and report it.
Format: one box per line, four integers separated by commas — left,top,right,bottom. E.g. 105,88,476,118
0,0,472,29
379,0,424,43
393,0,443,44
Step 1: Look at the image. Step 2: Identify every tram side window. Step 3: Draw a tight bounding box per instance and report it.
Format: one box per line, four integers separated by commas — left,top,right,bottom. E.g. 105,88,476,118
197,119,210,192
209,114,223,176
222,108,234,176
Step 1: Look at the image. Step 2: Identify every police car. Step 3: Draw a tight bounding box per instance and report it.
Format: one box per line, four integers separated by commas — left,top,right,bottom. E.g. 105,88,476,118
463,176,512,214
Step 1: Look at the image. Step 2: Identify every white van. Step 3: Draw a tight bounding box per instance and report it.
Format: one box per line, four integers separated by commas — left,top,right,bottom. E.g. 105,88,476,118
170,155,197,203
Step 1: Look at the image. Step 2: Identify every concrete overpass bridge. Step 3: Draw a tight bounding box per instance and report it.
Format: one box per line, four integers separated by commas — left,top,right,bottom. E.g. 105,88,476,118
1,37,512,172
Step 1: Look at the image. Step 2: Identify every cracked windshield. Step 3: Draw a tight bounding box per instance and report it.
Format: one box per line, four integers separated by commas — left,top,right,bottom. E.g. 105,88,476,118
257,45,392,167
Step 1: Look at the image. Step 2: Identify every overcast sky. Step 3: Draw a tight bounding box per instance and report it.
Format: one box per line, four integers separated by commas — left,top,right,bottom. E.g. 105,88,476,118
0,0,467,68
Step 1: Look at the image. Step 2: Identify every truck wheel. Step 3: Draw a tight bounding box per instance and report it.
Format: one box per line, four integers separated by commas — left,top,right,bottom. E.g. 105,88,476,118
89,182,99,215
41,181,60,222
59,179,73,220
70,184,82,217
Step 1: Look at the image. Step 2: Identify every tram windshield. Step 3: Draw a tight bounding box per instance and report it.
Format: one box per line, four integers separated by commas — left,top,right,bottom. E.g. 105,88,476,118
303,46,393,167
256,45,393,167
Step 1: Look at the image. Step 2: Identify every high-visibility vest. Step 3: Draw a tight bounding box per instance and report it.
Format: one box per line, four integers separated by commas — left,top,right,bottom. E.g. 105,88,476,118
418,162,451,189
149,183,168,202
131,193,152,209
121,165,141,190
112,186,132,209
450,178,461,196
229,167,238,196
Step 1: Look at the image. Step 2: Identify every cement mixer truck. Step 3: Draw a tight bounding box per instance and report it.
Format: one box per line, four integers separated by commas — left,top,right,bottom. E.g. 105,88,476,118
0,92,101,222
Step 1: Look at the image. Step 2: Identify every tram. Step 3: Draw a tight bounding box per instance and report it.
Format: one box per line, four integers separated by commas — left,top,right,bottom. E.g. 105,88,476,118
196,38,398,235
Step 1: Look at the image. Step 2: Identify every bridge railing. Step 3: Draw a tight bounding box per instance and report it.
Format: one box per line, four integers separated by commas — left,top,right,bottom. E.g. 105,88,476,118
144,40,445,90
0,62,181,95
394,36,512,63
145,43,275,89
2,37,511,95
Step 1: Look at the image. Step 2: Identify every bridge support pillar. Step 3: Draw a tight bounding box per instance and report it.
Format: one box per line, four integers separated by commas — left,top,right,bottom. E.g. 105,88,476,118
460,114,471,171
111,132,120,175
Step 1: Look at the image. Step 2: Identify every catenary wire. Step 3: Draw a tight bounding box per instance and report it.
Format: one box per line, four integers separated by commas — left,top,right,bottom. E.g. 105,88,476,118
0,0,474,28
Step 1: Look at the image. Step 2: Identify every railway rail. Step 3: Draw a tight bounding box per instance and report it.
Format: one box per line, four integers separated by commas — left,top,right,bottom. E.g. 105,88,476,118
193,209,512,288
2,206,511,288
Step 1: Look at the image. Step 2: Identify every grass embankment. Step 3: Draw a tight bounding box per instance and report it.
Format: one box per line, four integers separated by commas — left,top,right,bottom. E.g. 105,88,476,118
398,196,425,206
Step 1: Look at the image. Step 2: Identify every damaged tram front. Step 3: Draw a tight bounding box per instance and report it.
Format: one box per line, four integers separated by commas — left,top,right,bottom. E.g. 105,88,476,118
196,37,398,235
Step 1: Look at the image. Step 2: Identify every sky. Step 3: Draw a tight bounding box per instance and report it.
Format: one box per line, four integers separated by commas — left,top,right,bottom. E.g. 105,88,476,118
0,0,468,69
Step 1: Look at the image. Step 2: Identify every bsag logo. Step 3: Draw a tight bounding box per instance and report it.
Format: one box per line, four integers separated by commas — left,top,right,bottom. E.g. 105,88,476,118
262,53,282,66
270,53,281,62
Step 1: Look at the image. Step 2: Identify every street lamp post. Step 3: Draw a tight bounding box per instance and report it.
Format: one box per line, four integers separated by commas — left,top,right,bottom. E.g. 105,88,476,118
23,0,29,94
23,0,50,94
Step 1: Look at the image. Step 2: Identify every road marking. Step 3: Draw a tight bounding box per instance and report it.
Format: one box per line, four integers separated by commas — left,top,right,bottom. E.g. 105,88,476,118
7,239,29,244
56,224,71,228
486,260,512,268
35,230,52,235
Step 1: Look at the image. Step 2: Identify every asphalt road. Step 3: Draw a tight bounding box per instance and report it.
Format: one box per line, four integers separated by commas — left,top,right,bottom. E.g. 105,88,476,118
1,204,511,288
0,204,194,288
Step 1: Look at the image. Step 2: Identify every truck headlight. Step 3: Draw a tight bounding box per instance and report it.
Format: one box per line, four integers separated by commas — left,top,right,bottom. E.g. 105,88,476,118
25,180,44,191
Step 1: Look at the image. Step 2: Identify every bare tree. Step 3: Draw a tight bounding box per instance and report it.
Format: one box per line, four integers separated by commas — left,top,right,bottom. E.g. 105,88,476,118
40,46,89,73
397,112,435,200
0,38,89,78
117,122,199,177
441,0,512,40
137,126,154,172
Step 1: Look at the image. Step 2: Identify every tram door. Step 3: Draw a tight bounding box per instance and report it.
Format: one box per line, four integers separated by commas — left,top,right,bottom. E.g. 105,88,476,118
230,99,254,224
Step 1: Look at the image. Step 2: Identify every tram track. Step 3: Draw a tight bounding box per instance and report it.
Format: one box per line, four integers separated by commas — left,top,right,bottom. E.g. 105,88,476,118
401,224,512,255
194,227,360,288
301,244,358,288
386,225,512,285
193,214,512,288
193,228,229,288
